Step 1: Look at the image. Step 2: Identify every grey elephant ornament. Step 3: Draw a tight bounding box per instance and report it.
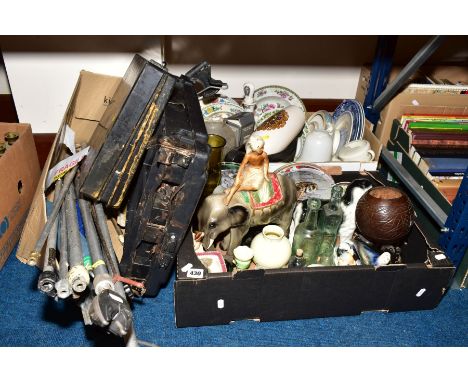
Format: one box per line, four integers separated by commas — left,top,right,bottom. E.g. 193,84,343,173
197,173,297,258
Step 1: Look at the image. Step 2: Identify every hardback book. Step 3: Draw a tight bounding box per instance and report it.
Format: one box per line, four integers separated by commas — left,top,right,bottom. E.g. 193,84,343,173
408,120,468,132
412,140,468,149
424,157,468,176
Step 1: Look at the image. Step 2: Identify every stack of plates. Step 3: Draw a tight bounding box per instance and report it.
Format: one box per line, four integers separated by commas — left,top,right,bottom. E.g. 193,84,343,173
253,85,306,127
201,96,244,121
332,99,365,141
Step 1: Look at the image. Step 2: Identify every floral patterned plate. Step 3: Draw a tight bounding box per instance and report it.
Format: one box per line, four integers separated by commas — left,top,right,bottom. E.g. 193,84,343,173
274,162,335,201
253,85,306,127
201,97,244,121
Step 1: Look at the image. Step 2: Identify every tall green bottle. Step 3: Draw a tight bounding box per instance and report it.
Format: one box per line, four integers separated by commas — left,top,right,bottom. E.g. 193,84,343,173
291,199,322,266
313,185,344,266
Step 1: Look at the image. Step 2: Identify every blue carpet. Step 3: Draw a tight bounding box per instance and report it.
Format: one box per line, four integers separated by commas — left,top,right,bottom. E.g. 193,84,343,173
0,248,466,347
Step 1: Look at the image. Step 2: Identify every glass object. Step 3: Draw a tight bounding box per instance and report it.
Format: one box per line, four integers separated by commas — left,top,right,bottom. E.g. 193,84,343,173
203,134,226,197
0,141,6,156
291,198,322,266
204,120,237,160
314,185,344,266
289,249,306,268
4,132,19,146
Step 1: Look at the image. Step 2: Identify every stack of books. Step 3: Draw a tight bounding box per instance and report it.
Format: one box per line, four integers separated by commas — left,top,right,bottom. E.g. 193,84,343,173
401,114,468,204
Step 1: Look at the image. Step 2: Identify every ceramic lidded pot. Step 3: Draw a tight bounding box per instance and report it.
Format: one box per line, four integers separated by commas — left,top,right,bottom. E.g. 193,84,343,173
355,186,414,245
251,225,292,269
252,105,305,155
295,124,334,162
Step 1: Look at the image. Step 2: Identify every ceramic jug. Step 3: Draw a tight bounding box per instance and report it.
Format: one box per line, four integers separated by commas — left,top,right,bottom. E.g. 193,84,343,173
251,225,292,269
295,125,334,162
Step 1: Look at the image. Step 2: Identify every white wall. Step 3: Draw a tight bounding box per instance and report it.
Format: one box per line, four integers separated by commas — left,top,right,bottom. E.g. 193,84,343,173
4,53,361,133
4,53,138,133
170,65,361,100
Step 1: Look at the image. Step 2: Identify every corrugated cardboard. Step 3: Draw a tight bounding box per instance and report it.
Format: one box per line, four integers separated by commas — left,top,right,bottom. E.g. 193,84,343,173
16,71,122,265
376,92,468,146
0,123,40,268
303,112,382,171
356,65,468,145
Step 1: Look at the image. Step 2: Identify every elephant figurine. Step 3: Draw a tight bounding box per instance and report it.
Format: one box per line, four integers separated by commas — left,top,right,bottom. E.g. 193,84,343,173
197,173,297,258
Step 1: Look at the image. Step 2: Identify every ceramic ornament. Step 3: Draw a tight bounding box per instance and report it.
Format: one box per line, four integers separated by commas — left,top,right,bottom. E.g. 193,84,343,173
252,105,305,155
197,139,297,256
242,83,256,112
251,225,292,269
339,178,373,243
288,201,304,245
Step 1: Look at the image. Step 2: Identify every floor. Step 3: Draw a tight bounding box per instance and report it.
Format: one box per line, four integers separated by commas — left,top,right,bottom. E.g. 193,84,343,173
0,247,467,347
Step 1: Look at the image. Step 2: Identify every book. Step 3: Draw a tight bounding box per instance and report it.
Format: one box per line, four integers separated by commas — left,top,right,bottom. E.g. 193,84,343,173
415,147,468,158
401,114,468,131
412,140,468,149
408,120,468,132
424,157,468,176
411,131,468,141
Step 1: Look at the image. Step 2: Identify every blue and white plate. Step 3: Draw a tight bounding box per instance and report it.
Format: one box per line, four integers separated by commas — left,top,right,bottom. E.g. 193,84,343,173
332,100,365,141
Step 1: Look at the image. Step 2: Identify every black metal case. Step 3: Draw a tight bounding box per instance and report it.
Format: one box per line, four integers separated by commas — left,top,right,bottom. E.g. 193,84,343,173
119,77,209,296
79,54,176,209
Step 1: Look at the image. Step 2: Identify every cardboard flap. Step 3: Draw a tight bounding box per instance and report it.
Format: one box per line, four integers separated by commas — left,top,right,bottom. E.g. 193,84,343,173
363,120,382,159
73,70,121,122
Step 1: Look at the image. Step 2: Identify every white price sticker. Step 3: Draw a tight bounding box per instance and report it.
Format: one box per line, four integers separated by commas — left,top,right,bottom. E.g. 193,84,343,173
186,268,204,279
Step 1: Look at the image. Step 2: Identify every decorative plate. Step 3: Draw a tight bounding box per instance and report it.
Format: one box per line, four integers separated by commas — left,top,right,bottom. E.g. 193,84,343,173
201,96,244,121
274,162,335,201
253,85,306,127
303,110,334,135
196,251,227,273
220,162,240,189
332,111,353,153
332,99,365,141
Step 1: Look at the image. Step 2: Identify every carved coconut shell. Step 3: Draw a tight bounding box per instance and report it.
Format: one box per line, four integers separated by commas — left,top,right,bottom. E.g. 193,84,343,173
355,186,414,245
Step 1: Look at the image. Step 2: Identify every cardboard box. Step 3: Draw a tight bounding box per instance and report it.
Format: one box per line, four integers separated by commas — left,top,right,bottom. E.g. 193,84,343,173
0,123,40,268
302,112,382,171
174,171,455,328
315,121,382,172
356,65,468,146
16,71,122,265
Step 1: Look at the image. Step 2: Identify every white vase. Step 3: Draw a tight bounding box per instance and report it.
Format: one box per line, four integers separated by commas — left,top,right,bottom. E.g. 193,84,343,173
251,225,291,269
252,105,305,155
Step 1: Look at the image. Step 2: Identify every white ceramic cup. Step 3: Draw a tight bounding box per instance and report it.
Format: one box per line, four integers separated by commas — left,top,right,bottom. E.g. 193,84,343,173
233,246,255,270
337,139,375,162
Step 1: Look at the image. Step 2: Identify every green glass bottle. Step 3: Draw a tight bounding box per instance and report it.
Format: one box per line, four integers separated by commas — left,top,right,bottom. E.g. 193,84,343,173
313,185,344,266
291,199,322,266
289,249,306,268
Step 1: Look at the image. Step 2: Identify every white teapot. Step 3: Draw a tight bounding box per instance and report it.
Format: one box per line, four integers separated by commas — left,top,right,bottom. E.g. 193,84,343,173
295,123,334,162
